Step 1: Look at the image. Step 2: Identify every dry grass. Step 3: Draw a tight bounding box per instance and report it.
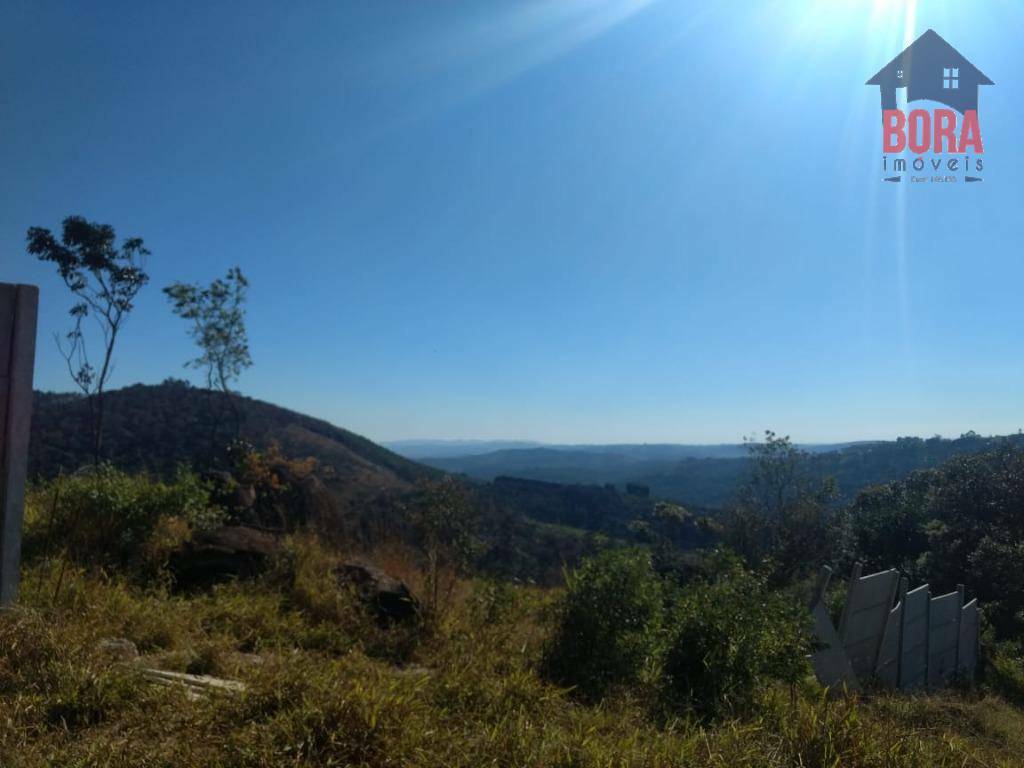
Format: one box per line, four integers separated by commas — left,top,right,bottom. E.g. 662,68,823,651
1,549,1023,767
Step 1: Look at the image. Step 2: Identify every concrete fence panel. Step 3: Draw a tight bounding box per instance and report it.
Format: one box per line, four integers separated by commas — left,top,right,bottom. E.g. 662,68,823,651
927,588,963,689
808,567,860,691
958,598,979,681
810,565,980,693
898,584,931,690
839,566,900,680
875,577,908,687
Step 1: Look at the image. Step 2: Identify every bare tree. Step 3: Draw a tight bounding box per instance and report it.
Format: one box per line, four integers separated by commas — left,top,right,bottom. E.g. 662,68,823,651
164,267,252,446
27,216,150,463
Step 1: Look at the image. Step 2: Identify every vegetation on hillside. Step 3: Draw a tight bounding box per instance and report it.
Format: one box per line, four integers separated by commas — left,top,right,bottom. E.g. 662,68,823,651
28,383,714,583
14,228,1024,766
2,527,1023,765
29,380,435,487
724,432,839,585
5,434,1024,765
429,431,1024,509
842,446,1024,641
6,561,1024,766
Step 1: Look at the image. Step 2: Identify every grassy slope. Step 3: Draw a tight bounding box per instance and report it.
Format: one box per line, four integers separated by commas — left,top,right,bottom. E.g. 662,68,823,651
3,552,1023,767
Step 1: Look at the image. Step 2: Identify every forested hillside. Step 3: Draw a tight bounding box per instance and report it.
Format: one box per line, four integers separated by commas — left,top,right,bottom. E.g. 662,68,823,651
30,380,436,505
428,432,1024,508
28,381,697,583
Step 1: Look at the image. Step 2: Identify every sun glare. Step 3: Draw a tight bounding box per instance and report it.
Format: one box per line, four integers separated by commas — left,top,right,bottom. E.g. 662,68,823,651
798,0,920,38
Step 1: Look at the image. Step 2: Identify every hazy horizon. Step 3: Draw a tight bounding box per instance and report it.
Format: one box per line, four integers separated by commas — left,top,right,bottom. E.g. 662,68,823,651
34,380,1009,449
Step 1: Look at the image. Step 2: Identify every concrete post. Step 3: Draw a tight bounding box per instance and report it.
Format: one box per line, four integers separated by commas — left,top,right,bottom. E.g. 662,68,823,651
0,284,39,606
869,571,901,682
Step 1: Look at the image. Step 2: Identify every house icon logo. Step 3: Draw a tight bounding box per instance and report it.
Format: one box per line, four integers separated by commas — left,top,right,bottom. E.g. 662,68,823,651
867,30,992,183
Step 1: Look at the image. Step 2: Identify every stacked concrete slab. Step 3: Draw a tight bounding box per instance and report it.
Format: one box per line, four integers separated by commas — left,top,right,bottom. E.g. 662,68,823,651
809,564,979,692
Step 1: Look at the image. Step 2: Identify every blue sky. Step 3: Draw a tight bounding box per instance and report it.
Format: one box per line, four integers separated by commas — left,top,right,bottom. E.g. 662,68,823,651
3,1,1023,444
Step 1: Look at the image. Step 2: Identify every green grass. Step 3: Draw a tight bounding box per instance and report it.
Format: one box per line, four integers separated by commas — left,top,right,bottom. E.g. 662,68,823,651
3,549,1024,767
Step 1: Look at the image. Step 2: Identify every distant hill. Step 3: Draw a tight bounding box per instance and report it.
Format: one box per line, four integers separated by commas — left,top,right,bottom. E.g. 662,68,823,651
383,439,544,460
35,383,1017,576
29,380,438,510
395,440,866,462
26,381,705,584
424,433,1024,509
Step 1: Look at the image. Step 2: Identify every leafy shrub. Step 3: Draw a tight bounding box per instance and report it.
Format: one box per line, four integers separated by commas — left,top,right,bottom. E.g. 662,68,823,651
25,465,222,570
660,570,810,720
226,440,329,530
542,548,664,700
985,643,1024,706
844,447,1024,640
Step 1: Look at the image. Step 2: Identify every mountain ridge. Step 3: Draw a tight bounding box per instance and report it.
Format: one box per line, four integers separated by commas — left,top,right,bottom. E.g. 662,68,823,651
421,432,1024,508
29,380,439,511
386,440,872,461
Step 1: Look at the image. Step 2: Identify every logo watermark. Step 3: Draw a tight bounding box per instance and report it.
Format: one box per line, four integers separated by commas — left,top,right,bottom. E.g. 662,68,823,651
867,29,992,184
